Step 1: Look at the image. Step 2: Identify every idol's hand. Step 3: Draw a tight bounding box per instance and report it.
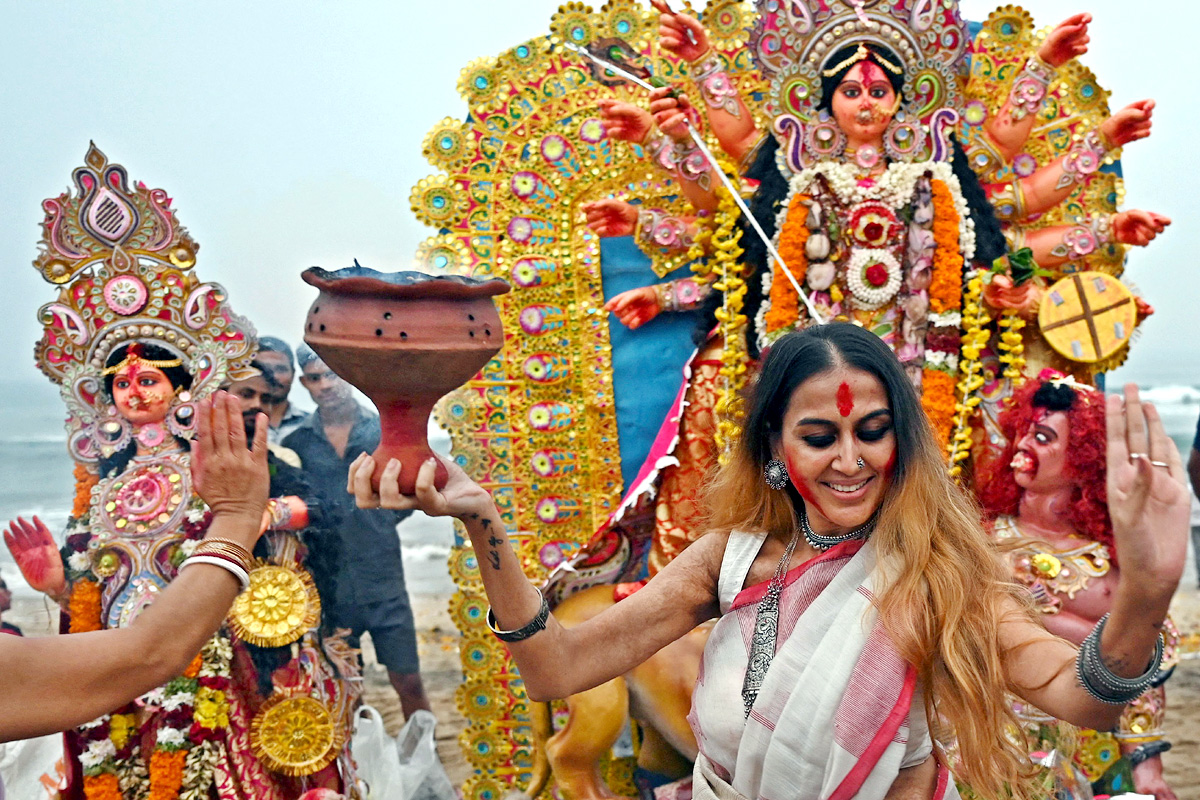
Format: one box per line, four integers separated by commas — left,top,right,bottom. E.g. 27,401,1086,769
597,99,654,143
649,86,699,142
650,0,710,63
1113,210,1171,247
604,286,662,329
1099,99,1155,147
1037,12,1091,67
3,516,66,598
348,454,492,520
582,199,638,237
1105,385,1188,605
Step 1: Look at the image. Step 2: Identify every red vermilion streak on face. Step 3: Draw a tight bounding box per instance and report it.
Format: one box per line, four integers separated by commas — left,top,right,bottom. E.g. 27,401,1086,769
883,450,897,481
785,456,828,519
858,60,882,86
836,382,855,417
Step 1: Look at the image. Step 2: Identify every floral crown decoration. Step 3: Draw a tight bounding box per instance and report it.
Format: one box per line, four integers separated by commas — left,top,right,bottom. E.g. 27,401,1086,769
748,0,969,171
32,144,256,462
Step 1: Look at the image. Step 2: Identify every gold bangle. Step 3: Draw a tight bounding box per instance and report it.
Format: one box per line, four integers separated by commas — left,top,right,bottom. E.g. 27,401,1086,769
193,539,254,572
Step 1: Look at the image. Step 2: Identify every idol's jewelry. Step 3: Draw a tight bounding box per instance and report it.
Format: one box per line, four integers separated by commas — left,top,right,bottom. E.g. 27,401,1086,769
1056,130,1109,190
101,350,184,377
799,504,876,552
486,596,551,642
1076,612,1165,704
691,52,742,119
180,555,250,592
1050,215,1112,260
637,209,695,252
764,458,789,490
741,528,801,715
1007,53,1056,121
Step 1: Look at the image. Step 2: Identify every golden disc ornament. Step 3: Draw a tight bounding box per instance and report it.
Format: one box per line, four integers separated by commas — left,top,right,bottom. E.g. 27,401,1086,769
229,562,320,648
249,692,343,776
1038,272,1136,364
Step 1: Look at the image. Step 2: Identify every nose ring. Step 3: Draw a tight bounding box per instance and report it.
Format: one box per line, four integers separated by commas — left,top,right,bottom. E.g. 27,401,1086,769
856,457,865,470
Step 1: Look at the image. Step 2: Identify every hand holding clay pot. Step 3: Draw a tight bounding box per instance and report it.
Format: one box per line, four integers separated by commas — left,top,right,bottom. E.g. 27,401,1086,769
302,262,509,493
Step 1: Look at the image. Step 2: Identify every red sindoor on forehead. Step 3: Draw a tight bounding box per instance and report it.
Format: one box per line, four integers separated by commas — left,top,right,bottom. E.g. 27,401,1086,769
836,382,854,417
858,60,882,85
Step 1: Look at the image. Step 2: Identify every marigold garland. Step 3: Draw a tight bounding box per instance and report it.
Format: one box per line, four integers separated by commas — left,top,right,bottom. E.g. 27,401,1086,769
766,192,811,332
69,579,103,633
148,749,187,800
686,157,749,463
948,272,990,478
996,309,1027,382
921,369,958,446
73,462,99,519
83,772,122,800
929,179,965,314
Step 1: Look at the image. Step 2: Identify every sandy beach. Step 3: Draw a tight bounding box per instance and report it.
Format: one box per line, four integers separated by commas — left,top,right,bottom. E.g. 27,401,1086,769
7,585,1200,794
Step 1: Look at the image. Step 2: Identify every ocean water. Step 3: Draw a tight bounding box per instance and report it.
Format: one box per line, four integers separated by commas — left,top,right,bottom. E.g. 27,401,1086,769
2,380,1198,600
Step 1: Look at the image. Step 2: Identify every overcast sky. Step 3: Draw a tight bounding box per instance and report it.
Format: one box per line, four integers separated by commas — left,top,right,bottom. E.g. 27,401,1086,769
1,0,1193,388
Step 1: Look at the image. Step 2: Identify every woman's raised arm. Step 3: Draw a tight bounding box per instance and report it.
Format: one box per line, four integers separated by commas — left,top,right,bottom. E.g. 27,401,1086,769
350,454,723,700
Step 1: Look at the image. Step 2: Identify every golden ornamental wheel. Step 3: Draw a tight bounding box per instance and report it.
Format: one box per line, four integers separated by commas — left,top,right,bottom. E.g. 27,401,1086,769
1038,271,1136,365
229,562,320,648
249,692,343,776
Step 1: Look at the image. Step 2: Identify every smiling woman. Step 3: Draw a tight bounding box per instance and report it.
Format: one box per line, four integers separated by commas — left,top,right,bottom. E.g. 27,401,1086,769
350,321,1190,800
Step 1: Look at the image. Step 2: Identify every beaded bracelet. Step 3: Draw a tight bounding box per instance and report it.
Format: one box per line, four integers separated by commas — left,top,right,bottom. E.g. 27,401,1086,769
486,596,550,642
1076,613,1165,705
181,555,250,592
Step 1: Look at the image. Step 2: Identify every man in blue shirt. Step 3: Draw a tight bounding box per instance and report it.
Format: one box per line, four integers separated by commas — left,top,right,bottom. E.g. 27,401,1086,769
284,345,431,717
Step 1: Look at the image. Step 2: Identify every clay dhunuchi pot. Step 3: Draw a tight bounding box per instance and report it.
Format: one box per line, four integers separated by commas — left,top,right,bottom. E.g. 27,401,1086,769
301,264,509,493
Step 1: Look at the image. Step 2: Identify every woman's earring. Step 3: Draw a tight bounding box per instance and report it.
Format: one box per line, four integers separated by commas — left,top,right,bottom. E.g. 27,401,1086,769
764,459,789,490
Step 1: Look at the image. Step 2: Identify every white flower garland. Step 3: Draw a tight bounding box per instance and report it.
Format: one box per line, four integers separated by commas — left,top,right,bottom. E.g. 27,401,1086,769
845,248,903,309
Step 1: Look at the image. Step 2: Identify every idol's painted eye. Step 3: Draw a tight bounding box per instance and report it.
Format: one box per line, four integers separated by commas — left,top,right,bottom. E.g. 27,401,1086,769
840,86,861,99
115,380,130,390
870,87,888,99
1034,431,1052,445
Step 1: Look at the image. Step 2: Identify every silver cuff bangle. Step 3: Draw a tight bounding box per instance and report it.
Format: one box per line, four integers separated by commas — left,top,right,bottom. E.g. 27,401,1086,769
1076,612,1165,705
486,596,550,642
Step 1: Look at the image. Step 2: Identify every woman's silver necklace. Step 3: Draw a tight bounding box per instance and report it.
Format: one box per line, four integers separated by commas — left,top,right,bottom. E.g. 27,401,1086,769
741,529,800,716
799,504,877,551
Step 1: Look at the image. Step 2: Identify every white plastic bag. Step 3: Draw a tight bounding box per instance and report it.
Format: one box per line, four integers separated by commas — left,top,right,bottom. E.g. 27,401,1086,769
352,706,406,800
395,710,456,800
0,734,65,799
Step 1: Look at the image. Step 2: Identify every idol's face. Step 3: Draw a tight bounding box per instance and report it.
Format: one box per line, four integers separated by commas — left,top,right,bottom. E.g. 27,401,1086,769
773,367,896,535
830,60,897,146
112,363,174,426
1011,410,1071,492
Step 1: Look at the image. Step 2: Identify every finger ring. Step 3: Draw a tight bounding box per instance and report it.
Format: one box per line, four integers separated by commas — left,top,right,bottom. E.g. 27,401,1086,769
1129,452,1148,461
1150,460,1169,468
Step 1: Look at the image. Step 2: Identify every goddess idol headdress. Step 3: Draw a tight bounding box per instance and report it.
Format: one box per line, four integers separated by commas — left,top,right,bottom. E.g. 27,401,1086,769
748,0,970,171
32,143,256,462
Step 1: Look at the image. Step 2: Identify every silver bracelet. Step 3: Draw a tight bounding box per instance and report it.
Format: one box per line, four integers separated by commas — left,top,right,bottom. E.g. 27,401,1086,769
486,596,550,642
1076,612,1165,705
181,555,251,592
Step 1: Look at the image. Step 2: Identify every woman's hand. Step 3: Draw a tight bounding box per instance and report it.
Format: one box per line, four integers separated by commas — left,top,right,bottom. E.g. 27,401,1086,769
1113,209,1171,246
1105,384,1188,604
191,392,270,548
1037,13,1091,67
597,99,654,143
582,199,639,237
650,0,710,63
1099,99,1155,147
348,454,492,520
604,286,662,329
649,86,699,142
3,516,66,598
